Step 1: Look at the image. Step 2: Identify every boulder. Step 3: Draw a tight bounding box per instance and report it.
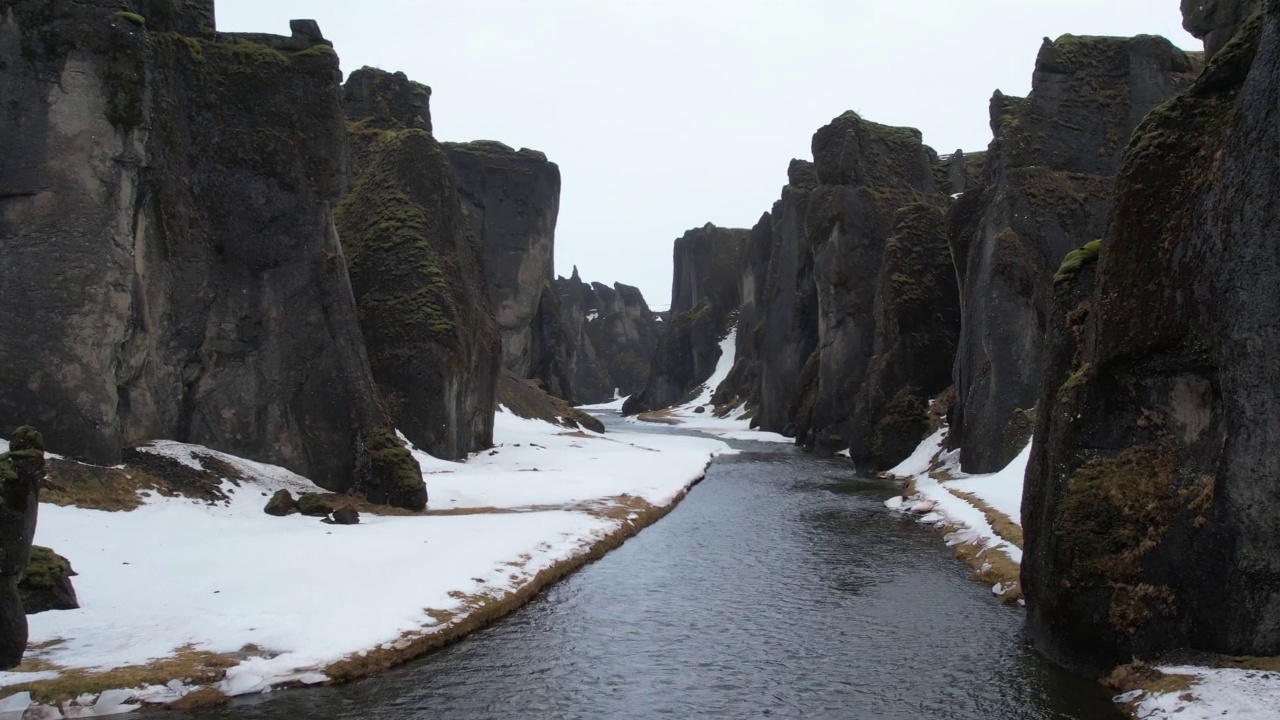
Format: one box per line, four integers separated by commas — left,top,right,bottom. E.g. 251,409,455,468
296,493,336,518
263,489,297,517
19,546,79,614
329,507,360,525
0,3,402,491
0,427,43,668
1023,9,1280,672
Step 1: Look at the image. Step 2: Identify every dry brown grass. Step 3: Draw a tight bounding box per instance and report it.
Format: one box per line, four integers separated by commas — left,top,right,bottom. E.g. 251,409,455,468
636,409,680,425
949,490,1024,549
950,541,1023,603
1104,660,1197,711
323,488,695,683
3,646,241,704
167,687,230,710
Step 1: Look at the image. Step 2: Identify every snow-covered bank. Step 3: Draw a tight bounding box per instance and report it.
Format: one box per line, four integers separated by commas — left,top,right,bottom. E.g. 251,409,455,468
0,411,731,714
883,428,1026,601
885,429,1280,720
621,330,792,444
1121,666,1280,719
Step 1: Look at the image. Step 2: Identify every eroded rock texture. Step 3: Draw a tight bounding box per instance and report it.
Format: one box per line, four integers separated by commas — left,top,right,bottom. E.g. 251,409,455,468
339,67,499,463
556,268,661,405
0,3,426,494
444,141,575,400
623,224,748,414
949,35,1199,472
0,427,43,668
1182,0,1260,58
1023,7,1280,672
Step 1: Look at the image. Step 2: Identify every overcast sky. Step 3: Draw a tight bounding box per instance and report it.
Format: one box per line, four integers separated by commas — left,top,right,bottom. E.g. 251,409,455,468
218,1,1198,308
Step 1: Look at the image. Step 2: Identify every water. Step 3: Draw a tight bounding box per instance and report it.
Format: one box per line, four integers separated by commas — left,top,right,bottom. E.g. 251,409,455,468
177,421,1120,720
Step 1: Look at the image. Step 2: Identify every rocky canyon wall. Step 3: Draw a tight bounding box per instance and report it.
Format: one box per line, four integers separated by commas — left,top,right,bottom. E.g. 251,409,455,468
0,1,422,498
1023,4,1280,672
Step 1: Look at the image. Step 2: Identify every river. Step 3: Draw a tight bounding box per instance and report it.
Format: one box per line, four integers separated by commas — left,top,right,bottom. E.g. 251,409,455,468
174,419,1121,719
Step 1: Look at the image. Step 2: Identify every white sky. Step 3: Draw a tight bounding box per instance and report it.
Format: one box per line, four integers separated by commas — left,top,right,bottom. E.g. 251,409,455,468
217,1,1198,308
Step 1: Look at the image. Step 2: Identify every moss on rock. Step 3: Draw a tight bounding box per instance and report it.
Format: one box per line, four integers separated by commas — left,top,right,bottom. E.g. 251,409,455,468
18,546,78,614
355,428,427,512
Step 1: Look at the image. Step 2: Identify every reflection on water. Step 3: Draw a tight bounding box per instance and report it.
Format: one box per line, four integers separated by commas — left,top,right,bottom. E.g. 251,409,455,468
176,421,1120,720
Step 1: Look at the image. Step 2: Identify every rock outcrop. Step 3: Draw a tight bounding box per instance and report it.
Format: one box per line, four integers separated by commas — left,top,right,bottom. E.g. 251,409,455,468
339,67,500,463
794,112,948,459
19,546,78,614
1023,7,1280,672
949,35,1200,472
0,3,419,494
555,269,661,405
0,427,43,668
1182,0,1260,58
623,224,748,414
444,141,575,400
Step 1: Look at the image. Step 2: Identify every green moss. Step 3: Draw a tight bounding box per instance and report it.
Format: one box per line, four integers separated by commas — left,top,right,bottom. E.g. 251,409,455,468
296,44,336,58
221,39,288,71
364,428,423,496
870,387,927,462
1054,239,1102,285
111,11,146,26
1057,362,1094,403
21,547,71,591
296,493,335,517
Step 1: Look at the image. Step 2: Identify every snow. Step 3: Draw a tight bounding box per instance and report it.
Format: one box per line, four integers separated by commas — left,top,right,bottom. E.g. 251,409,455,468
1126,666,1280,719
585,311,599,321
889,428,1280,718
578,391,627,412
620,329,792,444
4,411,731,711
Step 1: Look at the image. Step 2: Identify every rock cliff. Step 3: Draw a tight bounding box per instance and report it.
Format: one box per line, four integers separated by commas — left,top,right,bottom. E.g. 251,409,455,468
949,35,1199,472
555,269,661,405
339,67,500,463
795,112,947,459
1024,6,1280,672
622,224,748,414
0,3,420,499
444,141,575,400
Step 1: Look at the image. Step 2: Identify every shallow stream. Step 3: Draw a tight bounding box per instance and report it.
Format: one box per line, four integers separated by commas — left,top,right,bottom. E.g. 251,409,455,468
176,419,1120,719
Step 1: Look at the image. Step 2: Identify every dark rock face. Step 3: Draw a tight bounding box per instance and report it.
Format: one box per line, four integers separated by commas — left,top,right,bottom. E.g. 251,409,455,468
0,3,409,491
19,546,78,614
0,427,43,668
329,506,360,525
1182,0,1260,57
339,68,499,468
555,269,662,405
949,35,1199,473
934,150,986,196
623,224,749,414
845,203,958,470
712,211,774,414
756,161,821,434
796,112,944,458
344,66,431,132
1023,10,1280,672
444,141,574,399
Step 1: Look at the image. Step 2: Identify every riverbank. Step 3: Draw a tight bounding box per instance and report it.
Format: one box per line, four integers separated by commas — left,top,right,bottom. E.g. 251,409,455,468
617,331,791,444
0,412,731,715
885,428,1280,720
